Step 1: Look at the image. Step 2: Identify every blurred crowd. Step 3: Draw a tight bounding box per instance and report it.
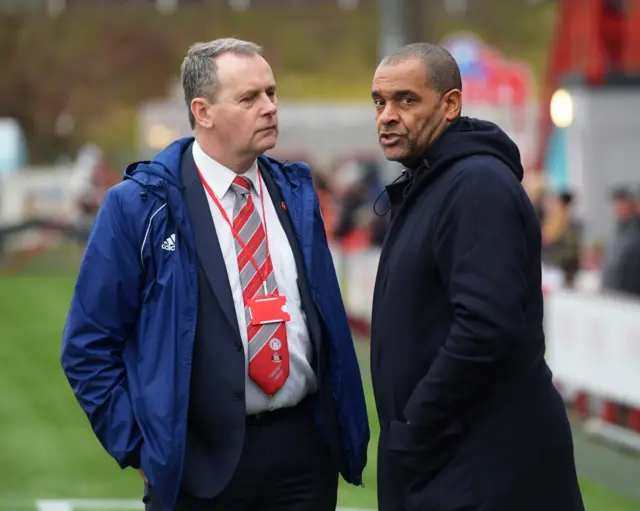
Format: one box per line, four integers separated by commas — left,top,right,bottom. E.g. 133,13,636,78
526,176,640,298
6,144,640,304
594,186,640,296
316,159,640,301
313,157,390,251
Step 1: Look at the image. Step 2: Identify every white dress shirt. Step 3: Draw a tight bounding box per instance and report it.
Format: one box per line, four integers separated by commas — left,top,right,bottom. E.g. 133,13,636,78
192,141,317,414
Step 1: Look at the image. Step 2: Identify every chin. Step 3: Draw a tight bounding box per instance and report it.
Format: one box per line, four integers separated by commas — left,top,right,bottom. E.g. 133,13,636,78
381,147,407,163
258,135,278,153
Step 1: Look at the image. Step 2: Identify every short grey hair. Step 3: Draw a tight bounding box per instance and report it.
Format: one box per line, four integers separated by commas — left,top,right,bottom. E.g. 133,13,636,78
382,42,462,97
181,38,263,129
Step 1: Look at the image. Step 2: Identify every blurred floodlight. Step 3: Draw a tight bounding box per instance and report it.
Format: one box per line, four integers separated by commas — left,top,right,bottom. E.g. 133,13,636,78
147,125,177,150
550,88,574,128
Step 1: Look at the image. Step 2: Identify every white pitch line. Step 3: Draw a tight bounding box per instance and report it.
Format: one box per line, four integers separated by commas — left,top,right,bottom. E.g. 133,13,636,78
35,499,374,511
36,500,141,511
35,501,72,511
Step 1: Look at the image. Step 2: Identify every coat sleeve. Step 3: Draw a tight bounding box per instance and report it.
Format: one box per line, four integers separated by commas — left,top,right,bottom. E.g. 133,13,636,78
616,235,640,296
61,187,143,469
403,163,530,436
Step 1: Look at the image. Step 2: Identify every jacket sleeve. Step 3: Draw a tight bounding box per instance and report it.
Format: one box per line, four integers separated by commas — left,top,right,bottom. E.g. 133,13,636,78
61,187,143,469
311,188,370,482
403,164,530,436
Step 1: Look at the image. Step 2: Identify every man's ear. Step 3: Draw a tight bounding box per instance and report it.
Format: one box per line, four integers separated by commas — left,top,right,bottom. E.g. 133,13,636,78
443,89,462,122
191,98,214,129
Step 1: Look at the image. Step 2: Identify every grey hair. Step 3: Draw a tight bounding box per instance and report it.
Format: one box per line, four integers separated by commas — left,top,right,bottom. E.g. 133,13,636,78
181,38,263,129
381,42,462,97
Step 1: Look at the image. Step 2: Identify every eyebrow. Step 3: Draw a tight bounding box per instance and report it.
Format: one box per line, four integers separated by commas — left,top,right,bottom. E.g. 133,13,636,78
371,89,417,100
240,84,276,97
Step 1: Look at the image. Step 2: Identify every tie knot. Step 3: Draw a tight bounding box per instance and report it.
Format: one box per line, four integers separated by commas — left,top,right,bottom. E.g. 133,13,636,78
231,175,252,196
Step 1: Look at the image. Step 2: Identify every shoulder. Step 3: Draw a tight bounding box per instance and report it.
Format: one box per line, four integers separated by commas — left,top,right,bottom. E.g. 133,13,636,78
260,155,312,180
447,156,523,205
433,157,529,229
259,155,317,202
99,179,167,241
457,155,520,187
105,178,144,208
103,180,146,221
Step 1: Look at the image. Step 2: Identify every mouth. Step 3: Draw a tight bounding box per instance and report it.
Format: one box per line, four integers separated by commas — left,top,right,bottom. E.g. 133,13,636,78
259,126,277,134
379,133,403,146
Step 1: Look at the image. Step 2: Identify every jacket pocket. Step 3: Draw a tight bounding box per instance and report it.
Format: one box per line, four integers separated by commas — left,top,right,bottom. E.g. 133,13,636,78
387,420,480,510
387,419,463,483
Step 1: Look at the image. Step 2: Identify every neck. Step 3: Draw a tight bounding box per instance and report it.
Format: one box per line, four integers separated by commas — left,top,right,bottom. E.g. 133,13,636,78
195,133,256,174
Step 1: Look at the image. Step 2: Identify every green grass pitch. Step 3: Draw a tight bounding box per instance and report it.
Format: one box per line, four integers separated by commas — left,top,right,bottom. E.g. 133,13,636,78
0,274,638,510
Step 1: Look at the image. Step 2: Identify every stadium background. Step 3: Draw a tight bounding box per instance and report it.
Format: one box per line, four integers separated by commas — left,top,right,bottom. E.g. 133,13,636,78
2,1,640,510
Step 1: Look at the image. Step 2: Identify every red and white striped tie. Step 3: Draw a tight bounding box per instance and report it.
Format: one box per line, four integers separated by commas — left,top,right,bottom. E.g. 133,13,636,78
230,175,289,396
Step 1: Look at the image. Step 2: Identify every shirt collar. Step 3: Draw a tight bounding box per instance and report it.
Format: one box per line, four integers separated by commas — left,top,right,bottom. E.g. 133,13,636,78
192,140,260,199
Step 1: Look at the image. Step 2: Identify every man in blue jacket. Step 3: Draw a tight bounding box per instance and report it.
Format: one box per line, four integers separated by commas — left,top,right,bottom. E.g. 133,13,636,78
370,43,584,511
61,38,369,511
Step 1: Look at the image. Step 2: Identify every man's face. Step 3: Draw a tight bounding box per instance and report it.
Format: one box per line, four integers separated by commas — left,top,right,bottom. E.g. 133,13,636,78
372,58,460,167
196,53,278,162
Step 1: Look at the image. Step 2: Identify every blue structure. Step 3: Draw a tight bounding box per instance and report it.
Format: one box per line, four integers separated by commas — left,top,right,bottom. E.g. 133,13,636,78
544,125,570,193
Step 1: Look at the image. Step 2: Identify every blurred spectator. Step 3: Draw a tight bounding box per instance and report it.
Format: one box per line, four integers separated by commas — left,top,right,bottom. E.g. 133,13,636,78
542,191,582,288
68,144,118,221
600,186,640,296
362,161,389,246
332,158,389,249
523,171,546,224
632,184,640,216
333,185,368,244
313,172,336,242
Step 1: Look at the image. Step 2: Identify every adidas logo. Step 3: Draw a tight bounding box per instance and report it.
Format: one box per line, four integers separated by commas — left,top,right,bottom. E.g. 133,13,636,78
161,233,176,251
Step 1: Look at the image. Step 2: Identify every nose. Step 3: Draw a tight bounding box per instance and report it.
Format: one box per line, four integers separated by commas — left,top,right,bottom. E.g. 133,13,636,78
261,95,278,116
377,103,399,126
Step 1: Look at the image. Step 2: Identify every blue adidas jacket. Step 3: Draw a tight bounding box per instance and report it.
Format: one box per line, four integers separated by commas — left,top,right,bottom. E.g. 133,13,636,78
61,138,369,509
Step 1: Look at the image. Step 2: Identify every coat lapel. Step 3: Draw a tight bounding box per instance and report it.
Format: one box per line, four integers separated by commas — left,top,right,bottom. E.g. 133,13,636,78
258,160,321,352
180,145,241,340
258,157,315,284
